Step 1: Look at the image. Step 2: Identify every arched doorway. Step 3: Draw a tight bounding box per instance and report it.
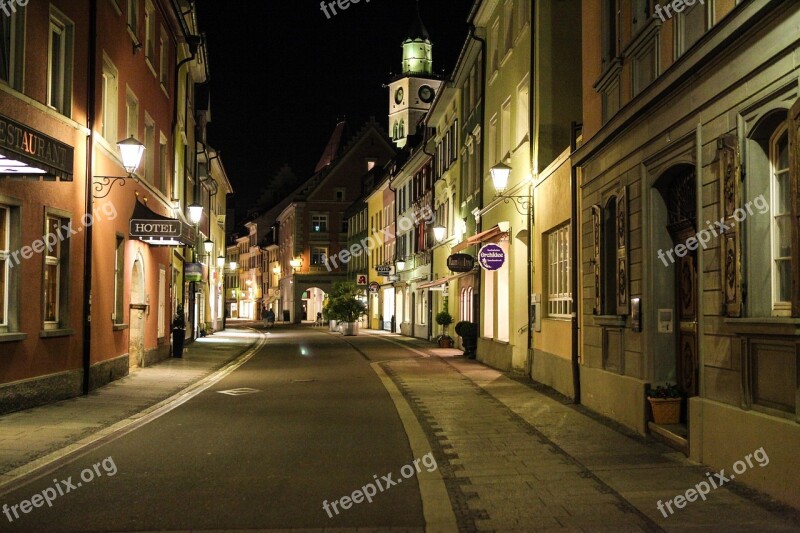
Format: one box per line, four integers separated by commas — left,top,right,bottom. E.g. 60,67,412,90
303,287,327,323
654,164,699,413
129,256,146,369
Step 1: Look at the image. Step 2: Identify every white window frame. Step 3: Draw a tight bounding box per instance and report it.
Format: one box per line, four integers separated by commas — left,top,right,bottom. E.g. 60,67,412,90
770,124,791,313
311,247,328,266
0,6,25,90
127,0,139,35
48,9,74,117
144,0,155,66
159,25,169,90
516,78,529,145
547,225,572,318
43,215,63,330
144,113,155,182
101,55,118,142
0,206,9,329
113,235,125,324
126,87,139,140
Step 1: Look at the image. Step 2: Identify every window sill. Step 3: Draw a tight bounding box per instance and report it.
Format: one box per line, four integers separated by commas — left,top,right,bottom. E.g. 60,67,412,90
0,332,28,343
724,317,800,336
113,323,129,331
593,315,627,327
40,328,75,339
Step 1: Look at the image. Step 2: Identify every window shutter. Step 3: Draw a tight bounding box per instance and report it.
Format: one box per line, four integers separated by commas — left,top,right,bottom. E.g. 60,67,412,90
788,99,800,317
616,186,629,315
718,134,743,317
591,204,602,315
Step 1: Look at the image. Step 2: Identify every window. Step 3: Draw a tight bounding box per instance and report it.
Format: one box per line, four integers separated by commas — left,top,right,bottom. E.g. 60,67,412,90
489,116,498,167
144,0,155,63
675,0,707,58
311,247,327,266
517,81,529,145
48,10,74,117
0,5,25,90
399,120,405,139
489,20,499,74
340,219,349,234
43,214,70,330
417,289,427,325
126,88,138,140
547,225,572,318
601,0,619,67
127,0,139,35
503,1,514,55
101,57,118,142
311,214,328,233
501,99,512,158
516,0,530,34
144,115,155,183
159,132,168,193
335,188,346,202
0,206,7,328
114,236,125,324
770,126,791,308
159,27,169,89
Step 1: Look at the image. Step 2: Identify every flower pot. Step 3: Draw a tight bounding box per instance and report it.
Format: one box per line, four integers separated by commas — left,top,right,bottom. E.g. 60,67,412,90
172,328,186,358
438,336,453,348
340,322,358,336
329,320,339,332
648,397,681,425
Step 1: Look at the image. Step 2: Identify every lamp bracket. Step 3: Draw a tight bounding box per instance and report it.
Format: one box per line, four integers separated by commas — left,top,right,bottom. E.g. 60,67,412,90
496,194,532,216
93,175,138,199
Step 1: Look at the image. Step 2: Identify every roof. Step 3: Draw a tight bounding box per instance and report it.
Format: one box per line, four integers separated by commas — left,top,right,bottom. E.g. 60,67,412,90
406,1,430,41
314,120,348,173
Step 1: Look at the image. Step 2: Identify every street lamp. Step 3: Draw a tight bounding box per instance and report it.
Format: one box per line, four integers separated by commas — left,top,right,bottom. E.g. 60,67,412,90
203,239,214,254
396,258,406,271
490,162,531,215
92,137,145,198
230,260,237,271
217,255,225,269
433,225,447,243
187,203,203,225
290,257,301,271
490,162,512,194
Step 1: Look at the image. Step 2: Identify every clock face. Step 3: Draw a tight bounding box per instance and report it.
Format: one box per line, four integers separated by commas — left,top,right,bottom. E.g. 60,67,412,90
395,87,404,105
419,85,435,103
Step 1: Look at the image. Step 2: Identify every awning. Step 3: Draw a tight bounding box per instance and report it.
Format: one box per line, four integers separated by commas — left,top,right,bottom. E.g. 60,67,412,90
0,114,74,181
452,225,507,253
129,200,196,246
418,272,471,290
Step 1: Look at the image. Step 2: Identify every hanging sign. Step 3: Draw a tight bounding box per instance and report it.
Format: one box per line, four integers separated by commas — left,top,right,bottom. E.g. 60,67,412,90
447,253,475,273
478,244,505,271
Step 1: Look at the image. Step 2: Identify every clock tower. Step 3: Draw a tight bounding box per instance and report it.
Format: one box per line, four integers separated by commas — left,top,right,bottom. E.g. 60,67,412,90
387,2,442,148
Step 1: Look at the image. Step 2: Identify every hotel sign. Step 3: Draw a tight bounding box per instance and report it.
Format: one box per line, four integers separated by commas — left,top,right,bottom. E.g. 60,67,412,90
130,220,182,238
0,114,74,180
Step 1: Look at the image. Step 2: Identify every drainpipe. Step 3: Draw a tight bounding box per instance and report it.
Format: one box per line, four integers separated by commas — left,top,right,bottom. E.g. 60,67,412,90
526,2,536,378
83,0,98,394
570,121,582,403
468,20,486,339
421,121,436,341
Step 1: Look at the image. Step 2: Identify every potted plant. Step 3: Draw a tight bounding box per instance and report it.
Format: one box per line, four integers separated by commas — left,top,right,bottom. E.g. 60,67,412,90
455,321,478,359
328,282,367,336
647,383,682,425
171,304,186,358
435,310,454,348
323,298,338,332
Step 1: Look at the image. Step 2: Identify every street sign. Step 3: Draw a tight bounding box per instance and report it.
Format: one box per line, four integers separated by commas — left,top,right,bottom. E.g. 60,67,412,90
369,282,380,294
376,265,394,276
356,274,368,285
478,244,505,271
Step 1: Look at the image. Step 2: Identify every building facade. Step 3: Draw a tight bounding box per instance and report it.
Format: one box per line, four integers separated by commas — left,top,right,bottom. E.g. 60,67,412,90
575,0,800,507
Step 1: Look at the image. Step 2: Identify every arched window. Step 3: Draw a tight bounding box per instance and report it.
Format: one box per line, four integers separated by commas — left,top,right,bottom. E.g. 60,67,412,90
399,120,405,139
393,121,399,140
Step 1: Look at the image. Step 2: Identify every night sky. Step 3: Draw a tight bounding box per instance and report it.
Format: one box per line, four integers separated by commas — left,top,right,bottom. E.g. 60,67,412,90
198,0,475,215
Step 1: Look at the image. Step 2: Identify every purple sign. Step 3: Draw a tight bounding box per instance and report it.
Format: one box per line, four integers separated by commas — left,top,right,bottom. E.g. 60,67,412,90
478,244,505,271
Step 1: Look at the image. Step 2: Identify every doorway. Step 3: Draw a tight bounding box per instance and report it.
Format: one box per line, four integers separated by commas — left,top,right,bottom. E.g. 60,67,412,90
129,257,146,369
656,165,699,420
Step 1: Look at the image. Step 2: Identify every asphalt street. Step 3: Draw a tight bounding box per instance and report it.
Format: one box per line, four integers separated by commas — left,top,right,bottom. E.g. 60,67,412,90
0,327,429,532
